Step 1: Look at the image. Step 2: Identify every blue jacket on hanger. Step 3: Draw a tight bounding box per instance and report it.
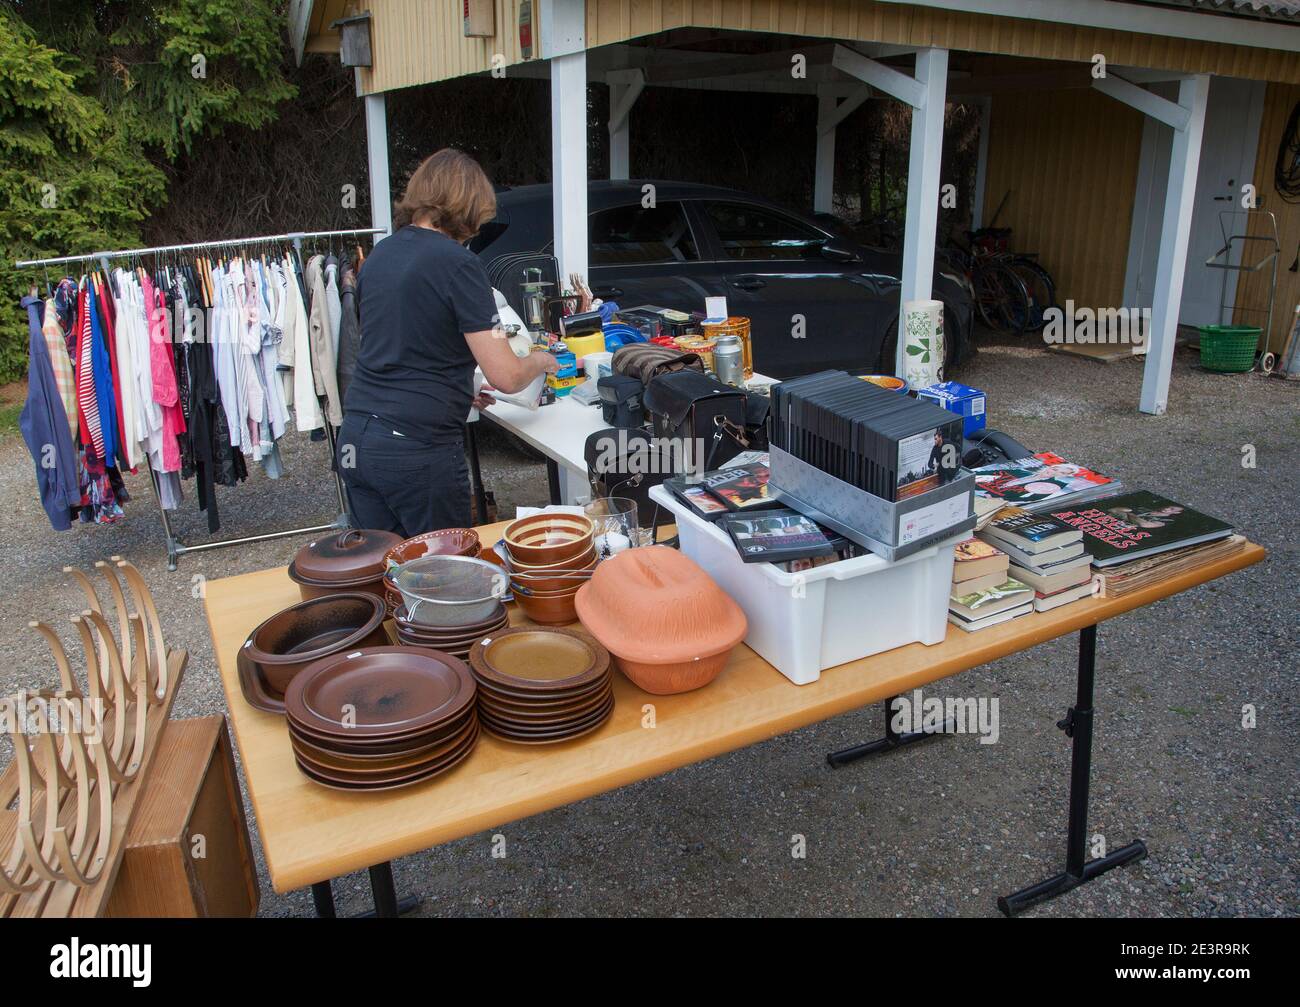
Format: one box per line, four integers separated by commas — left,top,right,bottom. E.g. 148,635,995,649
20,294,81,530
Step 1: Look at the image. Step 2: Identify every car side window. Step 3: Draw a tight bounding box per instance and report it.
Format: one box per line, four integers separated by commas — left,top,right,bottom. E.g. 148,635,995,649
704,202,827,262
589,202,699,265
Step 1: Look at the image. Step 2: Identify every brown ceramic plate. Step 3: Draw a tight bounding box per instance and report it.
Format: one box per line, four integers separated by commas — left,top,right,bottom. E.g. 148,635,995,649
285,646,475,739
287,700,475,746
286,705,475,754
478,703,613,746
478,693,614,734
291,714,478,775
478,681,613,720
294,722,480,790
468,627,608,694
470,667,611,705
299,721,480,786
392,604,508,635
393,615,509,647
479,689,613,727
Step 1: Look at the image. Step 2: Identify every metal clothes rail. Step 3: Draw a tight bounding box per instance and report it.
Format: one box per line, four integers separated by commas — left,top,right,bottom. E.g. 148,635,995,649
15,227,385,569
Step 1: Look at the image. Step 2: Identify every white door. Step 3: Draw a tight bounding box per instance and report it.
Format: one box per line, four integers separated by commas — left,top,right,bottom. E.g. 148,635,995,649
1123,77,1266,326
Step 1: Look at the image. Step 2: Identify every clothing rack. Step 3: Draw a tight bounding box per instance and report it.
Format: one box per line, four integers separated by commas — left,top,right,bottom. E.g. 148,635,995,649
16,227,384,570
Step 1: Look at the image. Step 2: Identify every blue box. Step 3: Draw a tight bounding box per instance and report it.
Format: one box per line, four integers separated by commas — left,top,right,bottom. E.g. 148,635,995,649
917,381,986,436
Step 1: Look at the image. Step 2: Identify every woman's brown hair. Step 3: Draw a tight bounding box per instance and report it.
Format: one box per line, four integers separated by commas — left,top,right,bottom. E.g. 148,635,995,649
392,148,496,241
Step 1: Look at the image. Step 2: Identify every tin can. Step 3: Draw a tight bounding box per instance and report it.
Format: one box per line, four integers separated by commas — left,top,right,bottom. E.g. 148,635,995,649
714,334,743,387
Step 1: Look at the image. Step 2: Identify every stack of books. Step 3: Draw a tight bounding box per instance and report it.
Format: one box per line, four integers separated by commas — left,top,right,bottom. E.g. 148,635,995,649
978,508,1096,612
947,538,1034,632
1047,490,1239,598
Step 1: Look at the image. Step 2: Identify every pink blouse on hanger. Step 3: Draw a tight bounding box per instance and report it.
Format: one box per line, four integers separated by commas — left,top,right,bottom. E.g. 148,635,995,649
146,278,187,472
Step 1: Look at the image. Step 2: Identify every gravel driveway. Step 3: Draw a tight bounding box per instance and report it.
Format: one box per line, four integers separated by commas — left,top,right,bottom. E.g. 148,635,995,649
1,338,1295,917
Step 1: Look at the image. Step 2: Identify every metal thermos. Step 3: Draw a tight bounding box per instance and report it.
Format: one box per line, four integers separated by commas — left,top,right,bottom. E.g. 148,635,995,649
714,334,743,386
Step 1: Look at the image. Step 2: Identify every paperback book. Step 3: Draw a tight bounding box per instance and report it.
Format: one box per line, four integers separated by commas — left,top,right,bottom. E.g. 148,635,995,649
971,453,1119,516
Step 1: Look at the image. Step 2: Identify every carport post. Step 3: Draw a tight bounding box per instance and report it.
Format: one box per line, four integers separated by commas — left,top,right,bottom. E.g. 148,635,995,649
364,92,392,238
1093,72,1209,414
608,69,645,181
545,0,589,280
814,84,871,215
1141,74,1209,415
815,91,837,214
832,44,948,376
897,48,948,377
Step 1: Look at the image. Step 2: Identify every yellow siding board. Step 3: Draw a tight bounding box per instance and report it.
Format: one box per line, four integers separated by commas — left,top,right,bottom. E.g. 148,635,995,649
984,89,1143,310
347,0,1300,95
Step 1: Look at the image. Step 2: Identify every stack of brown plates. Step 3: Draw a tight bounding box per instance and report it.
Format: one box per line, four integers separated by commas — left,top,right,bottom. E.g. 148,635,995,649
283,646,479,791
391,602,509,661
468,627,614,745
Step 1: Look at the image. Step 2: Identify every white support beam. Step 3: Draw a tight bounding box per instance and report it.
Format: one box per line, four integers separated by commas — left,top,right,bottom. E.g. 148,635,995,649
545,0,588,280
897,49,948,376
971,97,991,230
1139,74,1209,415
814,85,871,215
814,92,837,215
817,84,871,136
363,92,392,238
552,51,589,280
1093,73,1190,131
832,44,927,109
608,70,644,180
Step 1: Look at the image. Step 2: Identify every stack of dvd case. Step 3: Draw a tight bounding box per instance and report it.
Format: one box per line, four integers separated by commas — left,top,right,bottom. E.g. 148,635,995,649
770,371,963,500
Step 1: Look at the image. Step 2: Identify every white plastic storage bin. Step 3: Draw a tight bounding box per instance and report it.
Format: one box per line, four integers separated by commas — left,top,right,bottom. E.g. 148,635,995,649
649,485,956,685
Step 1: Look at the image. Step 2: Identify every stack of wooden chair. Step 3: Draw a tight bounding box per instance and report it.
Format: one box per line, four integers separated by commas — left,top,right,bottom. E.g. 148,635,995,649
0,558,187,918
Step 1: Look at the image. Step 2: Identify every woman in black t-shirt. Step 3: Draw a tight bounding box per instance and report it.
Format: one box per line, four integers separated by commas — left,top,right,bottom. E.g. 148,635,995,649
338,149,557,536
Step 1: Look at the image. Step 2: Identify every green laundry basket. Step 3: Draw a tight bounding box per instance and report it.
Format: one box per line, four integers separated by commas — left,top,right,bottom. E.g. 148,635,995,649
1198,325,1261,373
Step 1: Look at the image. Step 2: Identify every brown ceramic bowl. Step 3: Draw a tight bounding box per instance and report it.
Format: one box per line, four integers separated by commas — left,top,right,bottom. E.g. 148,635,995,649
509,549,597,593
289,529,402,603
512,590,579,625
384,528,480,569
243,593,389,697
503,514,594,566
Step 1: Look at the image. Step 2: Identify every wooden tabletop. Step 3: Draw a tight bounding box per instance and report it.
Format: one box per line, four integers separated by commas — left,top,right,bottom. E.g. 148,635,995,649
204,525,1264,892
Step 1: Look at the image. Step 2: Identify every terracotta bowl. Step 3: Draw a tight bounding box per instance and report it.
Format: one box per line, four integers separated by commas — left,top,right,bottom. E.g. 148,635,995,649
244,593,389,696
513,590,579,625
574,546,747,695
503,514,594,565
384,528,481,568
509,550,598,593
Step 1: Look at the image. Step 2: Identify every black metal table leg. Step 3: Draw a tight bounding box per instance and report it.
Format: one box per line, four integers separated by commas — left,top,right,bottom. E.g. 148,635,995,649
827,694,955,767
311,880,337,918
998,625,1147,916
546,457,562,505
466,421,488,524
368,862,400,918
308,863,421,919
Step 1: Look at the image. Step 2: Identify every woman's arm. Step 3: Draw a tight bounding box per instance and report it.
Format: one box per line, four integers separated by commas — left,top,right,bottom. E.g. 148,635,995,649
465,328,558,393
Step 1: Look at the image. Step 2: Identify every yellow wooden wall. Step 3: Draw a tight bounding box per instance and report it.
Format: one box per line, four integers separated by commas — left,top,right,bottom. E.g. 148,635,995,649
982,88,1145,311
331,0,1300,95
1235,82,1300,353
584,0,1300,86
355,0,536,95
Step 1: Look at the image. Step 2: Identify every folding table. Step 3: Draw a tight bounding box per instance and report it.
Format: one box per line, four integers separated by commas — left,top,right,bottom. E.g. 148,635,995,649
203,522,1262,916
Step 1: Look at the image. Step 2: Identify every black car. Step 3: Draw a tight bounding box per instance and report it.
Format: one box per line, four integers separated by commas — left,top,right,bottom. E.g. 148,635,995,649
472,180,973,379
